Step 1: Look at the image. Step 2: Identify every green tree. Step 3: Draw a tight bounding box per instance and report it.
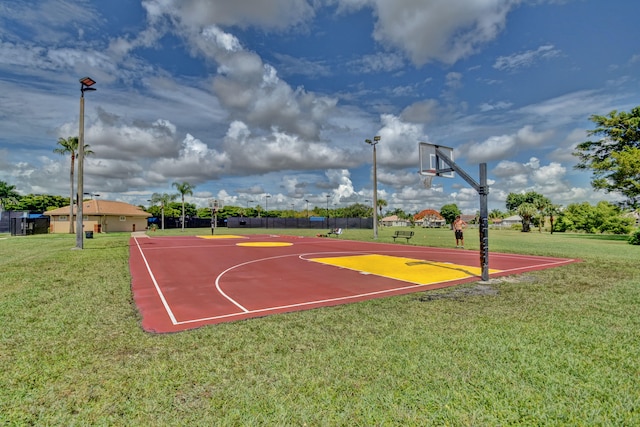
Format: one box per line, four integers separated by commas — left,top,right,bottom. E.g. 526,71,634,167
172,182,195,231
573,106,640,207
517,202,538,232
376,198,388,217
489,209,504,220
440,204,461,227
546,204,562,234
0,181,20,212
149,192,178,230
53,136,93,233
506,191,550,213
53,137,78,233
342,203,372,218
13,194,68,212
554,201,633,234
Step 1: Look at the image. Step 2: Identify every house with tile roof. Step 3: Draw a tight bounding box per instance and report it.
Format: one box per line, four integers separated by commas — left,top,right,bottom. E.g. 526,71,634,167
44,200,151,234
413,209,446,228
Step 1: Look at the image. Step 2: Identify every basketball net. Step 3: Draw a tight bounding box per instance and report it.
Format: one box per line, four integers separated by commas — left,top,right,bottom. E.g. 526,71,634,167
422,175,434,189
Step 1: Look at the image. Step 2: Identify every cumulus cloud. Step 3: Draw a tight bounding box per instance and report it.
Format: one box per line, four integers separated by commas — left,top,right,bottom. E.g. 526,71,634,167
151,133,230,181
400,99,440,123
369,0,518,65
490,157,578,203
221,121,358,174
463,125,553,163
375,114,427,167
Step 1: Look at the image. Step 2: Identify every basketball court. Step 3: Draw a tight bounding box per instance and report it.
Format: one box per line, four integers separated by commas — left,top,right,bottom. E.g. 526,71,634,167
129,234,577,333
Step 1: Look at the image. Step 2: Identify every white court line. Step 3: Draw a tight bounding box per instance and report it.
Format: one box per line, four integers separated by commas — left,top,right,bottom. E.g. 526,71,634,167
181,250,475,325
133,237,178,325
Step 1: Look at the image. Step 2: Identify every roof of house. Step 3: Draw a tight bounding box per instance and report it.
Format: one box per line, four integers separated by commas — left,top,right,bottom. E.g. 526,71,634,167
413,209,444,221
45,200,151,217
381,215,404,222
460,214,476,222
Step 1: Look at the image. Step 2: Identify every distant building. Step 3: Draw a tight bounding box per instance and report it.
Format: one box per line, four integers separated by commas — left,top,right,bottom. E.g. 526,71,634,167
501,215,523,227
45,200,151,234
414,209,446,228
380,215,410,227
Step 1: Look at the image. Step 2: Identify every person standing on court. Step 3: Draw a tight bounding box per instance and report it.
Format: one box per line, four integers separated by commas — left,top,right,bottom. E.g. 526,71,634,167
453,215,467,248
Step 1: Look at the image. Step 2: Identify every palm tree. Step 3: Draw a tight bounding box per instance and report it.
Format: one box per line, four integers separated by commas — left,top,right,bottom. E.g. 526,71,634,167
54,137,79,233
517,202,537,232
54,136,93,233
0,180,20,212
546,204,562,234
376,198,388,218
150,192,178,230
172,181,195,231
534,198,551,233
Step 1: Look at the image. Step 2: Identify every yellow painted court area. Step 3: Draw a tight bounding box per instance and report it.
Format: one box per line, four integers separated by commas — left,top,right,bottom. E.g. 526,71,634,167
197,235,248,239
310,254,501,285
236,242,293,247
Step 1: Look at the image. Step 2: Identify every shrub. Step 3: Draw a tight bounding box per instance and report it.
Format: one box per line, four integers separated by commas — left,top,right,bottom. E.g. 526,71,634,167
629,228,640,245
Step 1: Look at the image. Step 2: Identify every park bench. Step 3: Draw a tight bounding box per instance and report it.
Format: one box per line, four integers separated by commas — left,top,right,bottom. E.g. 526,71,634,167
392,230,414,243
327,228,343,237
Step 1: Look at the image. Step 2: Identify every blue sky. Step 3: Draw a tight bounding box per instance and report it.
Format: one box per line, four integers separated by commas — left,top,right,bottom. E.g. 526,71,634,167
1,0,639,214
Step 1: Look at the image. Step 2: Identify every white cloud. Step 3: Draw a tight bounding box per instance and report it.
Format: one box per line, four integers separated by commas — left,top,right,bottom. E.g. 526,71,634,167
369,0,518,65
348,52,405,73
463,125,553,163
400,99,440,123
151,133,230,181
375,114,427,167
494,44,562,71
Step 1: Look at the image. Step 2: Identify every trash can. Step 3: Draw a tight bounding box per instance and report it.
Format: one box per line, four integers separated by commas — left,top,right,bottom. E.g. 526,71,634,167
85,231,94,239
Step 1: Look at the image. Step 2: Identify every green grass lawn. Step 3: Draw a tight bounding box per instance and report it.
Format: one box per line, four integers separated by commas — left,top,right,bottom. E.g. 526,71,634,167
1,227,638,425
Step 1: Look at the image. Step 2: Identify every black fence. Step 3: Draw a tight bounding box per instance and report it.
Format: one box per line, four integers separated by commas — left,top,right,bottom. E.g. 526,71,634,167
0,211,9,233
10,216,50,236
227,217,373,229
148,217,225,229
147,216,373,230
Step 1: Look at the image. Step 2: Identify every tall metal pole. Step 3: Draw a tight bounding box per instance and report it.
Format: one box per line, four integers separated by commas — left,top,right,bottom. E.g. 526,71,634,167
366,136,380,239
326,195,330,228
75,92,85,249
372,142,378,239
478,163,489,281
75,77,95,249
434,146,489,281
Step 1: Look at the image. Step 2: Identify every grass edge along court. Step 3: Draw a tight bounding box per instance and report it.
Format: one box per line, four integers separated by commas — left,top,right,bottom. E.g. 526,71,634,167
1,227,639,425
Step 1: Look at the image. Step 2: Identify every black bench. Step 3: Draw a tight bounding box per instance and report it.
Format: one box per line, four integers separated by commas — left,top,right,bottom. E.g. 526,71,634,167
392,230,414,242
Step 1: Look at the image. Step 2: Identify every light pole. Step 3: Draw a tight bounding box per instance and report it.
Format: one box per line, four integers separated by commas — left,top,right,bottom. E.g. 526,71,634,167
305,199,309,218
365,136,380,239
326,195,330,228
265,195,271,229
76,76,96,249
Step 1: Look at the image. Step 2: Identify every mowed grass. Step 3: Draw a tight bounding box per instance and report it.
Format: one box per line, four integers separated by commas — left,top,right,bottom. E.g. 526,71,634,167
1,227,639,425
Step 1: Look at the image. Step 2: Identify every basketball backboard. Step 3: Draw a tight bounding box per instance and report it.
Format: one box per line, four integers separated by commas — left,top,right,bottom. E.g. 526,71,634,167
418,142,454,178
210,199,223,211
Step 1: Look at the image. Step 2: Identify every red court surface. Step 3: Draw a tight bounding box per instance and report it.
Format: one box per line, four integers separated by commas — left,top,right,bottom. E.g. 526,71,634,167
129,234,578,333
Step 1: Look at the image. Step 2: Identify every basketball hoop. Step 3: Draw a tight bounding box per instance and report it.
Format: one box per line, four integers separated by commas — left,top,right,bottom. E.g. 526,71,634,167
422,175,434,189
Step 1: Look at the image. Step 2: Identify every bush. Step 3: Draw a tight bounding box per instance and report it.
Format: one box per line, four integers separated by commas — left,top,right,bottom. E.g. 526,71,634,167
629,228,640,245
